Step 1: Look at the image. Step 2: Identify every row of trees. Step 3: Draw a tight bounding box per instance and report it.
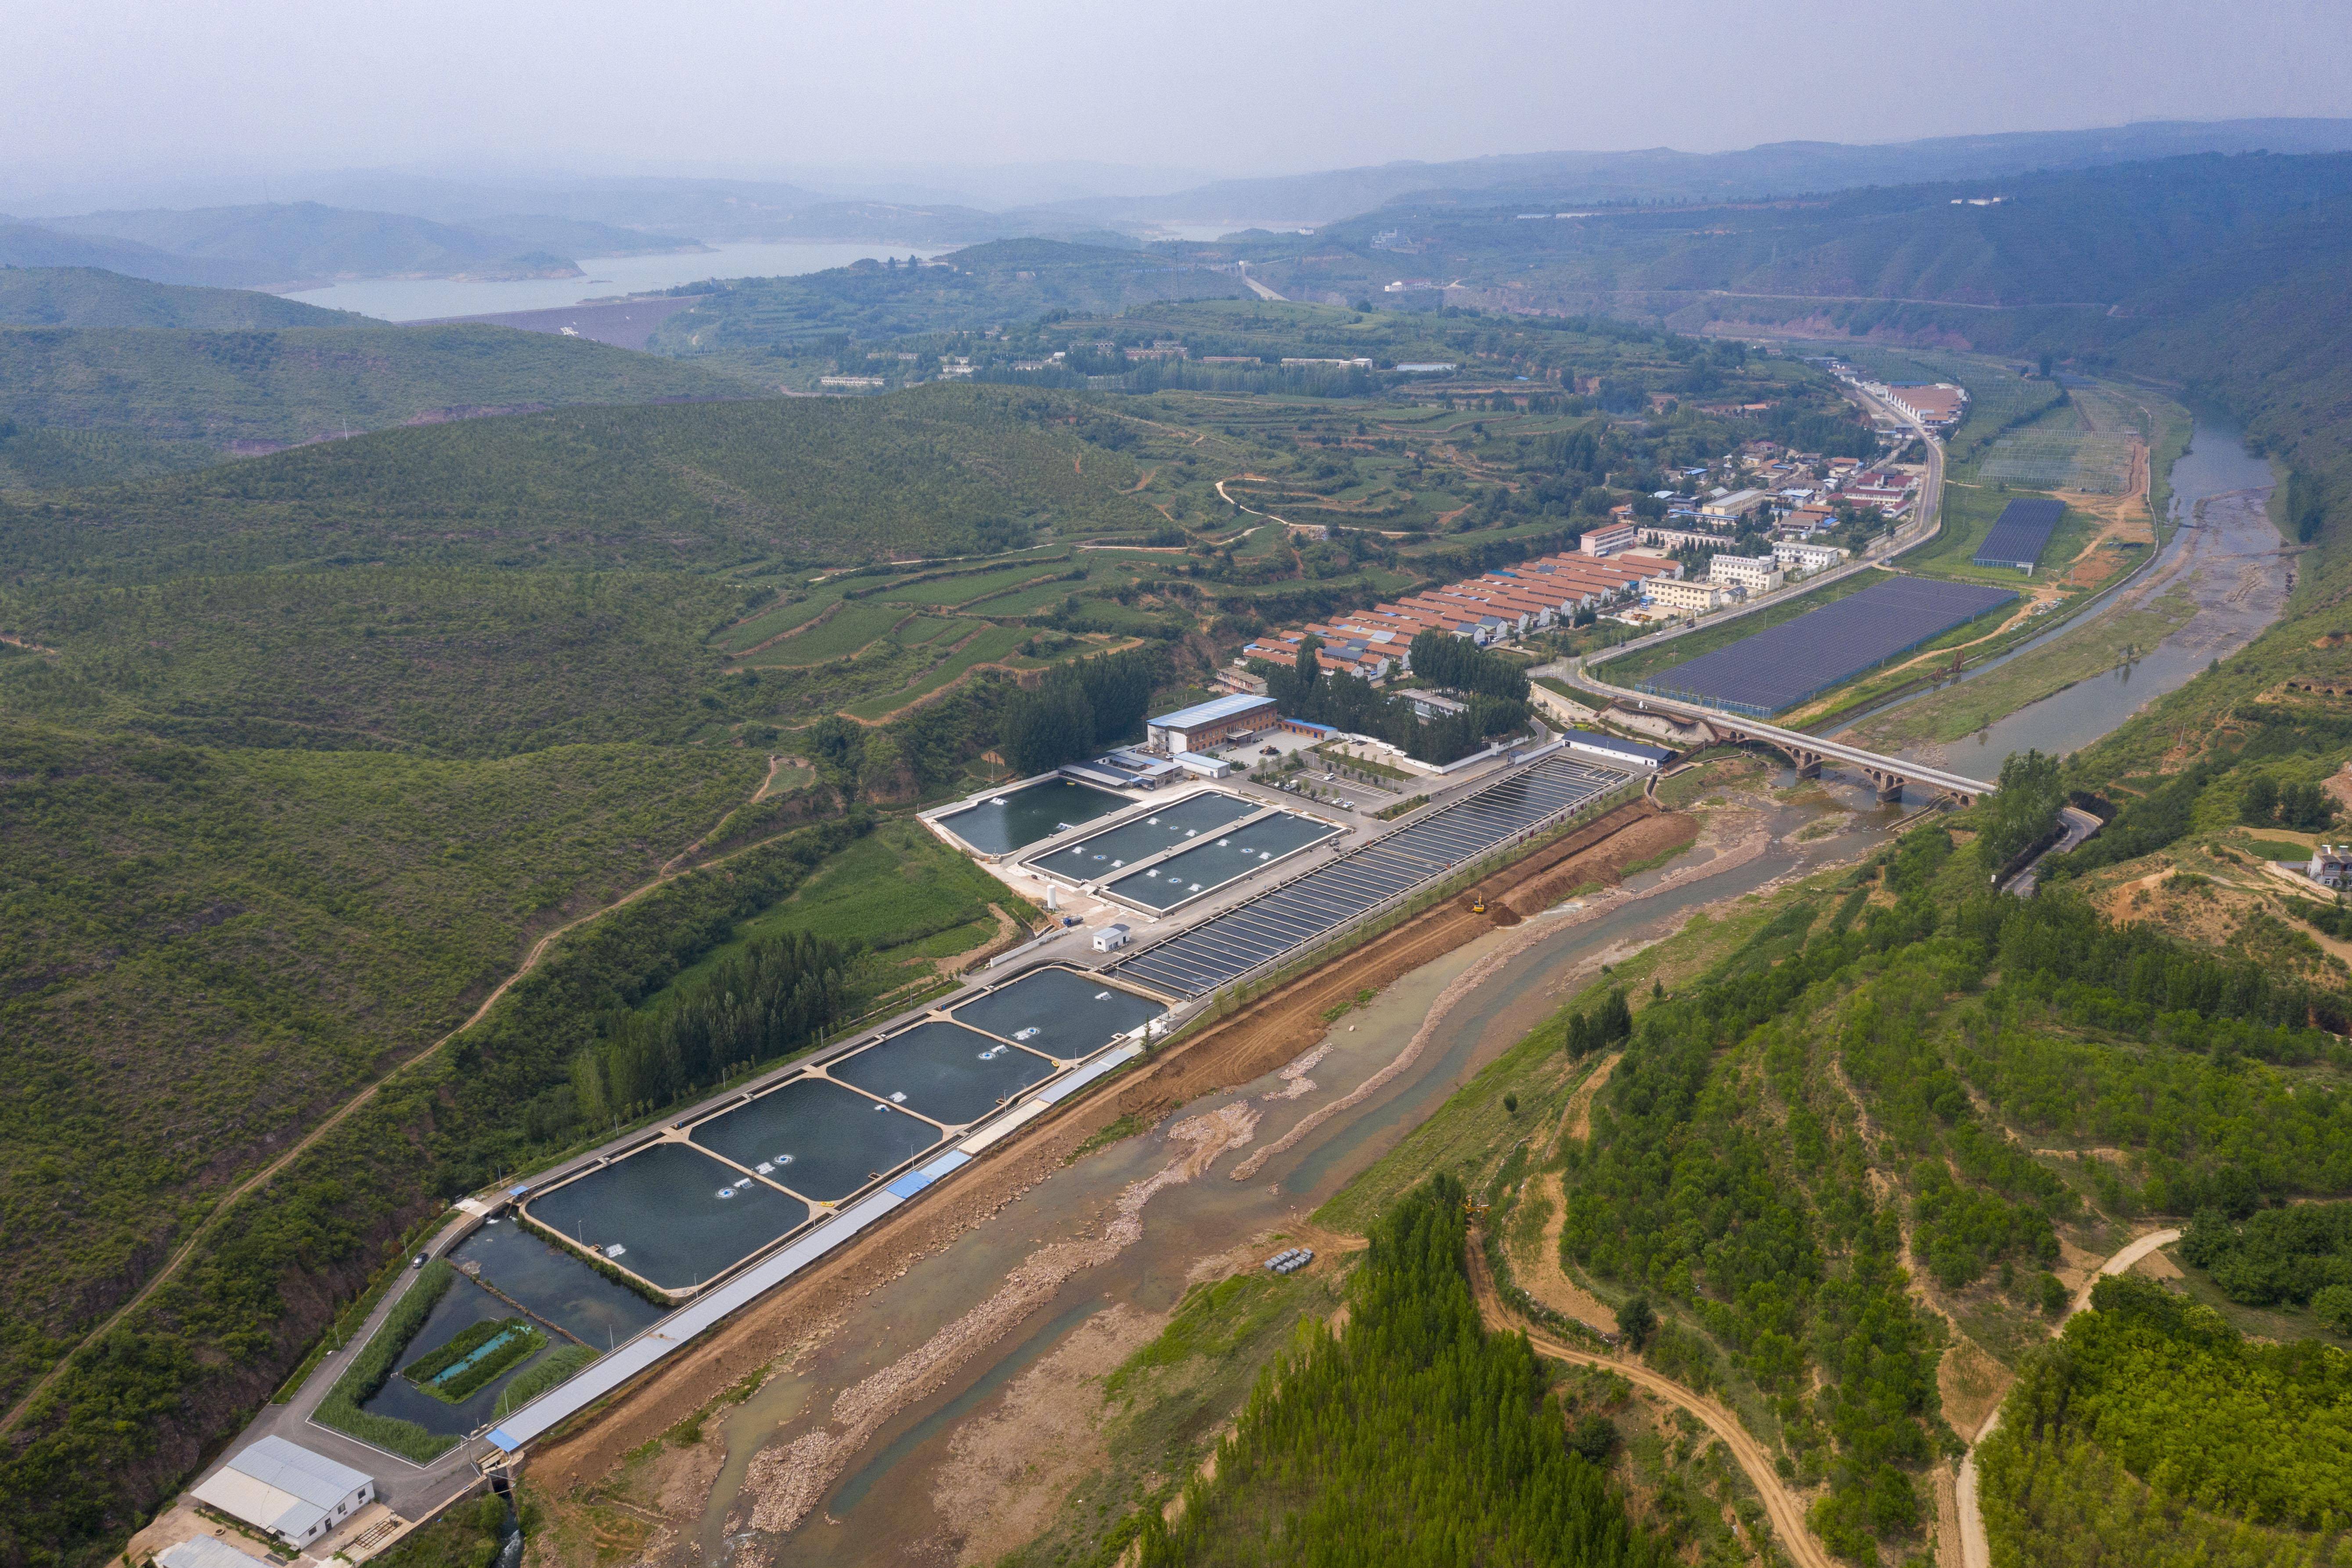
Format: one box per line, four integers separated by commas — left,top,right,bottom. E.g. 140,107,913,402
568,930,851,1128
997,645,1166,775
1258,638,1532,768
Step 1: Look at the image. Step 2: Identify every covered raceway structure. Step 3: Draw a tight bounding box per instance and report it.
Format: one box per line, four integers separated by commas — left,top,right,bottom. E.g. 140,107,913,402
1110,750,1640,999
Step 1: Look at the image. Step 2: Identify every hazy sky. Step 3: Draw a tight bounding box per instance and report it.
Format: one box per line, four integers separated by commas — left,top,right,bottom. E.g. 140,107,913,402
9,0,2352,198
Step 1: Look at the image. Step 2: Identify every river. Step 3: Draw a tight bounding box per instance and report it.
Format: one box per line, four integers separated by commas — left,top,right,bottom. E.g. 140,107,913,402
675,786,1898,1565
1838,413,2287,771
281,240,944,323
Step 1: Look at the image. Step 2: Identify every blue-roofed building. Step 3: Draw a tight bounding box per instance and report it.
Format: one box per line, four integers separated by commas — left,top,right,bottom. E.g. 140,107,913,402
1146,694,1280,755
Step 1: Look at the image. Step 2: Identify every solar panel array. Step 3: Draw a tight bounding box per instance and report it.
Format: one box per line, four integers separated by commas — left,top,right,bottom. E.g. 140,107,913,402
1973,497,2067,570
1635,577,2017,717
1109,754,1632,998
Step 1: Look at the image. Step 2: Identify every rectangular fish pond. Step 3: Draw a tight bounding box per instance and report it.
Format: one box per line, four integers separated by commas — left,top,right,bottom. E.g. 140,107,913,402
524,1141,810,1295
828,1020,1059,1127
1022,789,1261,882
948,965,1169,1053
1102,808,1342,912
689,1078,946,1203
929,777,1131,856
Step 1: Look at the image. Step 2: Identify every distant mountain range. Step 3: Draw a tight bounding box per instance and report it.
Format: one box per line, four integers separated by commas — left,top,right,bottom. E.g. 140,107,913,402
12,120,2352,292
1062,117,2352,227
0,202,703,289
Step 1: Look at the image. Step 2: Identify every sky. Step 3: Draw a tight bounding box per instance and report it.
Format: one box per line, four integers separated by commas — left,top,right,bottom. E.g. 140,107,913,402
8,0,2352,205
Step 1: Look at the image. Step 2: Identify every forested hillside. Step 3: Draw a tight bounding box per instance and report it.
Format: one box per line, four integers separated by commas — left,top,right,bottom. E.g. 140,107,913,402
645,239,1254,364
0,267,366,328
0,323,752,472
1231,152,2352,321
1141,1177,1665,1567
0,383,1163,574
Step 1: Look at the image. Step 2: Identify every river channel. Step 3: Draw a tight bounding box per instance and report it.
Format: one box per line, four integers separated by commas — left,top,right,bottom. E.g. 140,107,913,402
681,783,1898,1566
1836,413,2287,771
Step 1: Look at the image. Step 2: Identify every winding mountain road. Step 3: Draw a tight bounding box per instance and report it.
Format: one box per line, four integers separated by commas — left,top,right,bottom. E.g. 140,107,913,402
1469,1241,1837,1568
1953,1226,2182,1568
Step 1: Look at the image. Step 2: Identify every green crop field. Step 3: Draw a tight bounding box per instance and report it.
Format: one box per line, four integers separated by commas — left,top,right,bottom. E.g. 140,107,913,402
741,601,910,665
869,563,1070,607
655,820,1032,1007
718,587,847,652
842,624,1028,719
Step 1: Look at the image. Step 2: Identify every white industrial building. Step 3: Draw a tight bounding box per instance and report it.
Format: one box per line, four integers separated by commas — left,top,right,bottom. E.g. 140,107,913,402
190,1437,374,1547
1707,554,1786,595
1772,539,1849,574
1564,729,1674,771
1645,577,1732,614
1145,694,1278,755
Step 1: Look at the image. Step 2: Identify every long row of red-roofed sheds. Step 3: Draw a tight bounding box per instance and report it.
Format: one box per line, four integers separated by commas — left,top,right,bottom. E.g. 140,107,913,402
1236,551,1683,683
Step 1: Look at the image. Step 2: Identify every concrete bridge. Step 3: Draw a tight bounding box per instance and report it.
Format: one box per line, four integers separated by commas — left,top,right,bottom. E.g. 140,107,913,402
1565,662,1997,804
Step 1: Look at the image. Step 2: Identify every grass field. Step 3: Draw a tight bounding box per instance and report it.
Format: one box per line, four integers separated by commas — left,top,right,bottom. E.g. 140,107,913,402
869,563,1070,607
1596,568,1893,685
655,821,1031,1007
1845,589,2197,749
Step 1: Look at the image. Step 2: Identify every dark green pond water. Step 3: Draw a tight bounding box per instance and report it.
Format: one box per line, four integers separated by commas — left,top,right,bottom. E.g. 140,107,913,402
933,779,1131,856
691,1079,945,1202
948,966,1166,1058
830,1022,1058,1126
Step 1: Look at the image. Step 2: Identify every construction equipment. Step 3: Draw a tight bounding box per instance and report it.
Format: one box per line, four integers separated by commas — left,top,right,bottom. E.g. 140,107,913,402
1470,895,1488,914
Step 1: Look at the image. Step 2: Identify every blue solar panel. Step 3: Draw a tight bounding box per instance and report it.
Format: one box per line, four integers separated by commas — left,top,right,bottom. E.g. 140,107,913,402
1973,498,2066,570
1636,577,2017,716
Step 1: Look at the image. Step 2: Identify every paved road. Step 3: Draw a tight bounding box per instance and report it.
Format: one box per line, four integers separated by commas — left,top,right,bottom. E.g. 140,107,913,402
1954,1227,2182,1568
223,1210,495,1514
2002,805,2104,896
1235,262,1284,301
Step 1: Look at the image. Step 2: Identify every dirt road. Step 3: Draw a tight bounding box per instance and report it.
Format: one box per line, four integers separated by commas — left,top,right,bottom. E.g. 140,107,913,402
1468,1242,1836,1568
1952,1226,2181,1568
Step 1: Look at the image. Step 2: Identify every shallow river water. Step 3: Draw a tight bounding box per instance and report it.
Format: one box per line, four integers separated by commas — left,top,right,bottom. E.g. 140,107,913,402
1838,414,2287,771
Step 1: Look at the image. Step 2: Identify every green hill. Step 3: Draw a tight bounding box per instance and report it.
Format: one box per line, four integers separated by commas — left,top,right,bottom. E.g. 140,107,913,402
648,238,1253,360
0,267,367,328
0,382,1163,576
0,322,756,485
46,201,556,284
1254,151,2352,322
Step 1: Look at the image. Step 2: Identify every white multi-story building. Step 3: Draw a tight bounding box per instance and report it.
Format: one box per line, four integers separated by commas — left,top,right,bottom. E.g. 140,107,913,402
1708,554,1786,596
1646,577,1732,614
1772,539,1850,574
